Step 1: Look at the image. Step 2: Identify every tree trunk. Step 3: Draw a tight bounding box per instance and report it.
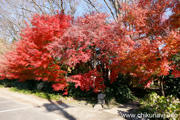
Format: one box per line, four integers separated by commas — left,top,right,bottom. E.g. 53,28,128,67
160,76,165,96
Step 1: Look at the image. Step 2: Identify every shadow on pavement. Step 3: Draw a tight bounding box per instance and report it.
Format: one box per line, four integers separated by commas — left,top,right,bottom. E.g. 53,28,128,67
118,101,140,109
43,93,76,120
117,101,141,120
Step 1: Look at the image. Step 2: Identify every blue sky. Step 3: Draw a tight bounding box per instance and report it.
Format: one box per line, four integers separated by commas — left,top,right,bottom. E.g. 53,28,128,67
74,0,113,18
74,0,173,21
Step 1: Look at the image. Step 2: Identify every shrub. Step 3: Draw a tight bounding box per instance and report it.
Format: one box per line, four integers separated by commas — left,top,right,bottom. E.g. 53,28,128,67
137,92,180,120
164,75,180,98
0,79,54,93
104,77,137,104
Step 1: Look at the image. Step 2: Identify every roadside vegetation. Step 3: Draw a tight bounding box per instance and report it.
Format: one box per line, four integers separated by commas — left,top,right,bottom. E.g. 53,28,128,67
0,0,180,120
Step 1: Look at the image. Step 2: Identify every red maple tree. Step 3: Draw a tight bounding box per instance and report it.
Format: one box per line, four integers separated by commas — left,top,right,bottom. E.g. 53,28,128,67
0,12,71,94
110,0,179,96
0,0,179,96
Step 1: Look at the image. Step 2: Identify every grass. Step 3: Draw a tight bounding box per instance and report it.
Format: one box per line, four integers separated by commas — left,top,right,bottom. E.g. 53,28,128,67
8,87,97,106
0,80,137,105
3,85,116,106
10,87,33,94
0,80,63,101
9,87,62,101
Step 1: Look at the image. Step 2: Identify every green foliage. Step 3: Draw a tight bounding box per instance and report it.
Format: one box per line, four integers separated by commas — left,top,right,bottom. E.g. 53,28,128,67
10,87,62,101
105,85,136,103
104,75,137,103
164,75,180,98
34,92,61,100
138,92,180,120
0,79,13,87
0,84,3,87
0,78,136,104
0,79,54,93
0,79,62,101
10,87,33,94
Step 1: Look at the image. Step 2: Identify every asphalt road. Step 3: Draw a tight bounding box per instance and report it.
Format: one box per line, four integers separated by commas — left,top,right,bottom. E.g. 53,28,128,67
0,88,126,120
0,95,67,120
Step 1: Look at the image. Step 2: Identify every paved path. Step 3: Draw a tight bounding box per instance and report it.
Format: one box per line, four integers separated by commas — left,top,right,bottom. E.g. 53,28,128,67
0,95,67,120
0,88,126,120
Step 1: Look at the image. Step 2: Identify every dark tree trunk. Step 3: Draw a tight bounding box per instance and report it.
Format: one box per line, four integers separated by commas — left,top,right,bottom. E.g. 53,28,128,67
160,76,165,96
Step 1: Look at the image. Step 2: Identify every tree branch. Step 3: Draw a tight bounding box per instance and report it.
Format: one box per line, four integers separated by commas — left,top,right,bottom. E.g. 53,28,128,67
84,0,100,13
103,0,117,21
31,0,45,14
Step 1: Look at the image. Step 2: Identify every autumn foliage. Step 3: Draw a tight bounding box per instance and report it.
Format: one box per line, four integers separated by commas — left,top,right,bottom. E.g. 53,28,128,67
0,0,179,94
111,0,180,88
0,12,71,93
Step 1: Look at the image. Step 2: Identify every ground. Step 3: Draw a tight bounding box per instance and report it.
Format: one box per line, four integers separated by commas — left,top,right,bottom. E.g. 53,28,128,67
0,87,141,120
